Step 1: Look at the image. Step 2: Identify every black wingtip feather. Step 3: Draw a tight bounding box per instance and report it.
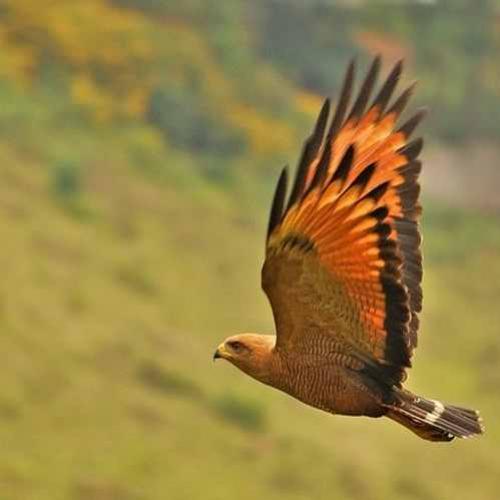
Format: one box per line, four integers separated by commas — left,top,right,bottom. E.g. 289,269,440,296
370,205,389,221
348,55,381,121
398,160,422,181
328,58,356,141
386,82,417,118
372,60,403,112
397,108,427,138
331,144,355,185
308,142,332,194
286,99,331,211
398,137,423,162
351,162,376,191
374,221,392,239
366,181,390,203
267,166,288,241
317,98,331,129
310,98,331,146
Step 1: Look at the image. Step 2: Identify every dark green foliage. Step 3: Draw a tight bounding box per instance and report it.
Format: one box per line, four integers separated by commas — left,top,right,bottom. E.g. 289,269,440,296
147,85,246,157
253,3,360,94
361,2,500,143
211,393,266,431
138,360,201,398
115,263,157,296
255,1,500,143
49,160,94,220
51,160,82,198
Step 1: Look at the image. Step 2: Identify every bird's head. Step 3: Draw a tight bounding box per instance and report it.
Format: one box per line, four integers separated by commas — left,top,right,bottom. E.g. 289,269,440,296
213,333,276,383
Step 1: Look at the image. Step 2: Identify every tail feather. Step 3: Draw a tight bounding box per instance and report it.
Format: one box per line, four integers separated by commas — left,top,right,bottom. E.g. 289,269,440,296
387,391,484,442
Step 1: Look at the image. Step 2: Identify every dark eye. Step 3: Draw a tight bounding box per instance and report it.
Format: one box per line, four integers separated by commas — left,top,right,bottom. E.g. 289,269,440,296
227,340,244,352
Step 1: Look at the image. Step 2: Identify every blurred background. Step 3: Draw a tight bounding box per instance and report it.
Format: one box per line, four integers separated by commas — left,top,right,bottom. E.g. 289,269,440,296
1,1,499,499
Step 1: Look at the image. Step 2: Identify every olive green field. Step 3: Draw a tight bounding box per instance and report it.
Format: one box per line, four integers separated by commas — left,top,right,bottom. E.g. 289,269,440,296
1,2,499,499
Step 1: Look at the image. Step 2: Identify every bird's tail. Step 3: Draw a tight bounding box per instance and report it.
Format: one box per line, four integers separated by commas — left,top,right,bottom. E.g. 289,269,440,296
386,390,484,442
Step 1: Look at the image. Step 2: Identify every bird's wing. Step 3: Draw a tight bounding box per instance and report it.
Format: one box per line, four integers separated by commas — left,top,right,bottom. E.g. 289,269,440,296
262,57,424,385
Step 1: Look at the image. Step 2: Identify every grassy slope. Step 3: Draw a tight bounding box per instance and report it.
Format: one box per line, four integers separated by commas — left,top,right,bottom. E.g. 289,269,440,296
0,137,499,500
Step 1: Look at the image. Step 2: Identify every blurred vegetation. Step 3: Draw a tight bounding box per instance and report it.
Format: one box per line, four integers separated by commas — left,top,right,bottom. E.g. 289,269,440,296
0,1,499,500
212,393,267,432
255,0,500,143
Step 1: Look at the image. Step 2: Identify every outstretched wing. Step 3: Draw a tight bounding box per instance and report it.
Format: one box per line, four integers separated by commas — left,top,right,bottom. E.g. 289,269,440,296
262,57,424,385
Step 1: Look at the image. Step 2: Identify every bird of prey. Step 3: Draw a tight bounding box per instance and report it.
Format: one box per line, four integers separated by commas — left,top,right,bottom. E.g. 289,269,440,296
214,57,483,441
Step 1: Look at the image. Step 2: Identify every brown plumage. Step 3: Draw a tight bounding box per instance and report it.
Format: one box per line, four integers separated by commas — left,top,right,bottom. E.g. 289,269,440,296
214,57,484,442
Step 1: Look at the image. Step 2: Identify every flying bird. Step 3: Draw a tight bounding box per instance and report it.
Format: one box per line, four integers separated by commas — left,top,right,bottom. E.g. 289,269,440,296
214,57,484,441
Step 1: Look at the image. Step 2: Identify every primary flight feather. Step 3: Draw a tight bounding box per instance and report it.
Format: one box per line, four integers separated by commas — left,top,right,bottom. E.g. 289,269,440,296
214,57,483,442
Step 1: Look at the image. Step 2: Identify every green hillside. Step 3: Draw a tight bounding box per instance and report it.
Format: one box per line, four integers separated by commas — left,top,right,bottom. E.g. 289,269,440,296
1,144,500,500
0,2,499,500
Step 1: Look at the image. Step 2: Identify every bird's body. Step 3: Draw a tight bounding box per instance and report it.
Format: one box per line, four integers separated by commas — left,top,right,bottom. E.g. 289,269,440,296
270,350,386,418
219,333,386,418
214,57,484,442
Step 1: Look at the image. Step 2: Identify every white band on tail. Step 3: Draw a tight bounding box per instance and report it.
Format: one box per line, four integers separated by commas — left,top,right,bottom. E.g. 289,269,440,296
425,399,445,424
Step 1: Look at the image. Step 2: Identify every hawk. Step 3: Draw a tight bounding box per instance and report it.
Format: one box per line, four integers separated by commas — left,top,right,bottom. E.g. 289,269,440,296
214,57,483,441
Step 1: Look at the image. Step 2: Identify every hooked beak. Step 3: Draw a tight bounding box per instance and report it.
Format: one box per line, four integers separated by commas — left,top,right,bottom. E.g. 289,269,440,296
213,343,228,362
